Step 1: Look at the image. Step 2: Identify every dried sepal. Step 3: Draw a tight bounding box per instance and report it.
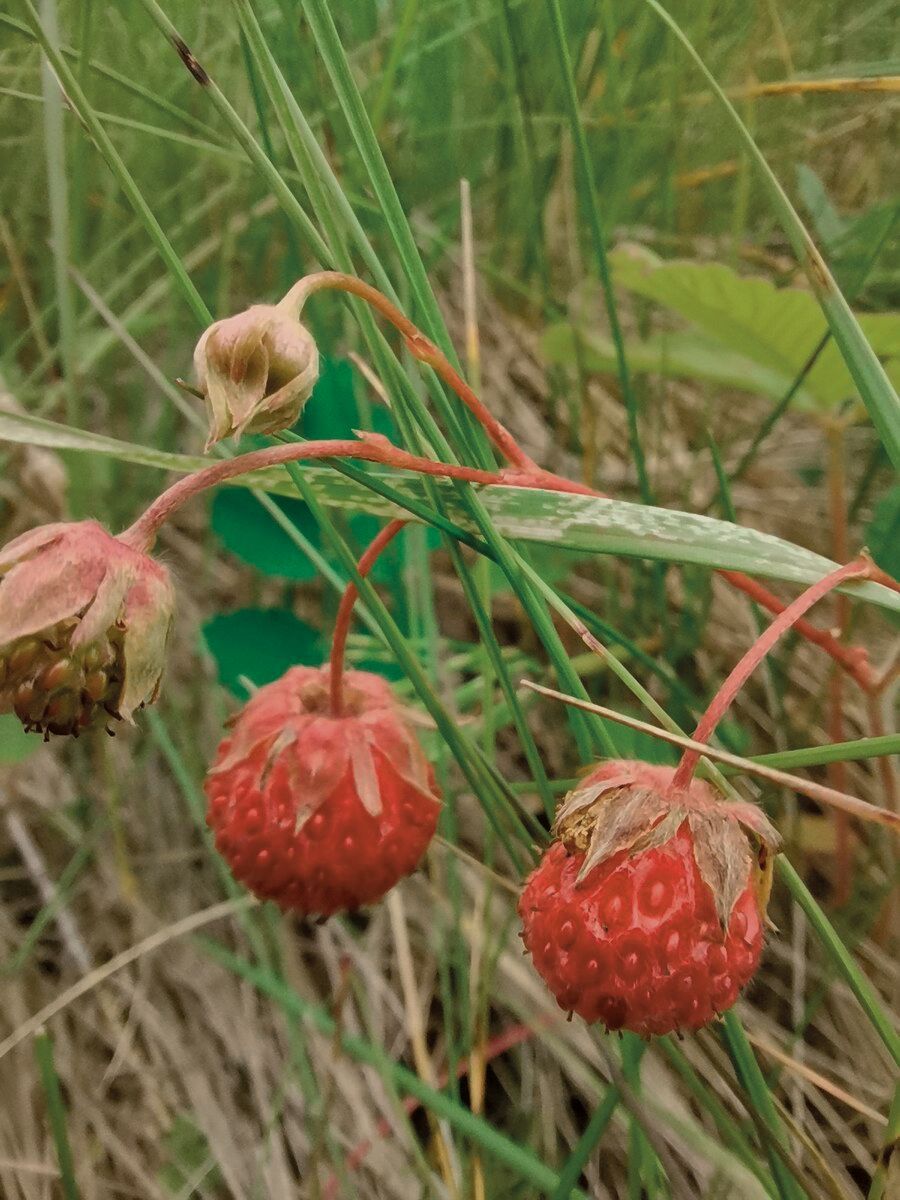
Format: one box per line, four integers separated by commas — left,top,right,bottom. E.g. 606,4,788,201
554,759,781,925
573,787,671,883
349,737,382,818
0,520,174,736
688,812,754,928
193,300,319,447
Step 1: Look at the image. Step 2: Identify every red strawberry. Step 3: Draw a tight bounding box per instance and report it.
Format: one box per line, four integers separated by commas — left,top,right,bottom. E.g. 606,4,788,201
205,665,440,915
519,760,780,1036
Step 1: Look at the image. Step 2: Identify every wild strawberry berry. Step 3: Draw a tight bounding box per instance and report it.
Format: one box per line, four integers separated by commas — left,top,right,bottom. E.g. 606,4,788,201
519,760,780,1036
205,666,441,916
0,521,174,737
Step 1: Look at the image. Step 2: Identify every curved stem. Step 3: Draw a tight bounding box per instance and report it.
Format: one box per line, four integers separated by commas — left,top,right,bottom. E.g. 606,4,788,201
278,270,879,688
718,569,874,690
672,558,872,790
329,519,408,715
280,271,538,471
118,436,502,553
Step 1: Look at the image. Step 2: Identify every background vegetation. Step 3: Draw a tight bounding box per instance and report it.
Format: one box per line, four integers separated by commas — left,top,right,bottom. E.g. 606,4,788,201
0,1,898,1197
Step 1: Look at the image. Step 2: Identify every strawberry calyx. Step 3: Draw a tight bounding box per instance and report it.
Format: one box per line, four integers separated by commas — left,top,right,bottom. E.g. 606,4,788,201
554,761,781,929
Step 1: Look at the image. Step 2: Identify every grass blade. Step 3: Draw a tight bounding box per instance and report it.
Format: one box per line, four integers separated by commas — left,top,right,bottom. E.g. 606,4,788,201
642,0,900,472
34,1029,80,1200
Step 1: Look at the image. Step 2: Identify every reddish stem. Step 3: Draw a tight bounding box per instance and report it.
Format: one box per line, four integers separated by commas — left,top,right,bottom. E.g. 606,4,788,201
718,569,874,690
283,270,881,690
329,519,408,716
118,436,503,553
285,271,538,472
672,558,872,790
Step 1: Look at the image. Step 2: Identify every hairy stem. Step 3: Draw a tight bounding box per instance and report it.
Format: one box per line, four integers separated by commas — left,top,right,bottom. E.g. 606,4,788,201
672,559,872,789
329,519,408,715
118,436,504,552
278,270,881,684
281,271,537,471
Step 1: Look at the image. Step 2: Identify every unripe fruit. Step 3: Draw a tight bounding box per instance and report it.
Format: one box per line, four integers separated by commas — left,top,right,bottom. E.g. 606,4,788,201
519,761,780,1036
205,666,440,915
193,301,319,447
0,521,174,736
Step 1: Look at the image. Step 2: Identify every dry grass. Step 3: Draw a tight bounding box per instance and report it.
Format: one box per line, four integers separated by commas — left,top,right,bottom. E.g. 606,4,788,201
1,283,896,1197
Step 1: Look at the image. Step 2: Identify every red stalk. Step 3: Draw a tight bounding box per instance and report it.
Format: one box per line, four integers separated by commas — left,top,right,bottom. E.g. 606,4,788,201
672,558,872,790
119,436,502,553
329,518,408,716
282,272,880,691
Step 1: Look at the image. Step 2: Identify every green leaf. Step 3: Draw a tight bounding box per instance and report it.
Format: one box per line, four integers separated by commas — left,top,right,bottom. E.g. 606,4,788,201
867,485,900,581
299,355,364,440
795,165,847,248
542,322,790,401
0,714,41,764
607,244,900,413
201,609,325,696
1,409,899,612
211,490,321,581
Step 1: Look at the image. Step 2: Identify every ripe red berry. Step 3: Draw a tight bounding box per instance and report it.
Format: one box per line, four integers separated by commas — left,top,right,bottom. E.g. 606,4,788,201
519,760,780,1036
205,666,440,916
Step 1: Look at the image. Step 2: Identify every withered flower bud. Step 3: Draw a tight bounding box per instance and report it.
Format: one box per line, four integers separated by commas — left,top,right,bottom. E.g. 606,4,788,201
0,521,174,737
193,299,319,448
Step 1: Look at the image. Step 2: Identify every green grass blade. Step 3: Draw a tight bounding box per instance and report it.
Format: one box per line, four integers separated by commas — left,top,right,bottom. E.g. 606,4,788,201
135,0,330,270
776,859,900,1069
37,0,77,423
551,1087,623,1200
19,0,211,327
544,0,651,504
34,1029,80,1200
203,939,589,1197
642,0,900,473
719,1013,809,1200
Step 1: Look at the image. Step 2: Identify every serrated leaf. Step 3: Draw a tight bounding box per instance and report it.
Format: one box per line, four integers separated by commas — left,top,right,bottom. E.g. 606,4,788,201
608,244,900,413
202,608,324,696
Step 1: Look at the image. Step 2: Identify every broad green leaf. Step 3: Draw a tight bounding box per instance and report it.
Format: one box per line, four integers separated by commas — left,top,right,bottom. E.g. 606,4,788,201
607,244,900,413
201,609,324,696
542,323,790,401
867,485,900,582
1,408,899,613
211,490,321,581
